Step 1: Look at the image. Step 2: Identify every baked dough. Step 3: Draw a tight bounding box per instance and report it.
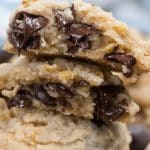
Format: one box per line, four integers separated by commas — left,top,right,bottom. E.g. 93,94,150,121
0,99,131,150
4,0,150,77
0,56,139,123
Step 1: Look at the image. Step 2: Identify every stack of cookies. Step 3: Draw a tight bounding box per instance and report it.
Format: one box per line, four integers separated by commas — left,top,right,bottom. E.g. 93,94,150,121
0,0,150,149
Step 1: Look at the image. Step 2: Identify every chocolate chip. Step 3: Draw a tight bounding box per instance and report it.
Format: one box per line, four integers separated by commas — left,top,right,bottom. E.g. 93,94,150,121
7,88,32,109
53,10,71,28
104,52,136,77
46,83,74,99
7,83,74,109
54,7,98,53
65,23,98,53
129,124,150,150
66,39,90,53
104,52,136,66
7,98,31,109
9,12,48,50
7,99,25,109
91,82,126,124
23,35,41,49
66,23,98,40
29,84,57,106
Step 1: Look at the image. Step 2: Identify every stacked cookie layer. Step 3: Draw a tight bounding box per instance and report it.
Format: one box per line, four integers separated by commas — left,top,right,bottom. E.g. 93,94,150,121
4,0,150,77
0,56,139,124
1,0,150,149
0,99,131,150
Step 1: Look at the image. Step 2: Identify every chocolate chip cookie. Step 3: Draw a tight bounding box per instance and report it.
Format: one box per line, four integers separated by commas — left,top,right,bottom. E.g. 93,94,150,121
4,0,150,77
0,56,139,124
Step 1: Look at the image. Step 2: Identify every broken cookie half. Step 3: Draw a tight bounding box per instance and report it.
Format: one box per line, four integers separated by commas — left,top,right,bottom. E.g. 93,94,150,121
0,56,139,124
4,0,150,77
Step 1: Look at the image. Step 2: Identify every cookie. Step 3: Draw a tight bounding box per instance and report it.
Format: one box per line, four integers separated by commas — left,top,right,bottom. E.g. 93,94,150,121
128,73,150,107
0,99,131,150
134,108,150,128
0,56,139,124
3,0,150,77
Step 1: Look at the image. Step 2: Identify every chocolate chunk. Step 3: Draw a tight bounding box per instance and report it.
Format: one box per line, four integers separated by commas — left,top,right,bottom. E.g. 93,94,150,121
7,83,74,109
66,23,98,40
46,83,74,99
129,124,150,150
29,84,57,106
9,12,48,50
7,88,32,109
66,39,90,53
91,81,126,124
53,10,71,28
65,23,98,53
104,52,136,77
54,8,98,53
7,98,30,109
104,52,136,66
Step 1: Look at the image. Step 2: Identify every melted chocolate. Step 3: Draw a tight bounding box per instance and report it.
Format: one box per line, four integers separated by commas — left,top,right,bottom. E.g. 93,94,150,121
91,81,126,124
54,8,98,53
7,87,32,109
9,12,48,50
104,52,136,77
65,23,98,53
46,83,74,99
7,83,74,109
6,79,127,124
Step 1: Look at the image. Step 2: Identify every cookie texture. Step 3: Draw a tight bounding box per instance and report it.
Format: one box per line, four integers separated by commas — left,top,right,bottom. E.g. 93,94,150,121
127,73,150,150
129,73,150,107
0,56,139,124
0,99,131,150
4,0,150,77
